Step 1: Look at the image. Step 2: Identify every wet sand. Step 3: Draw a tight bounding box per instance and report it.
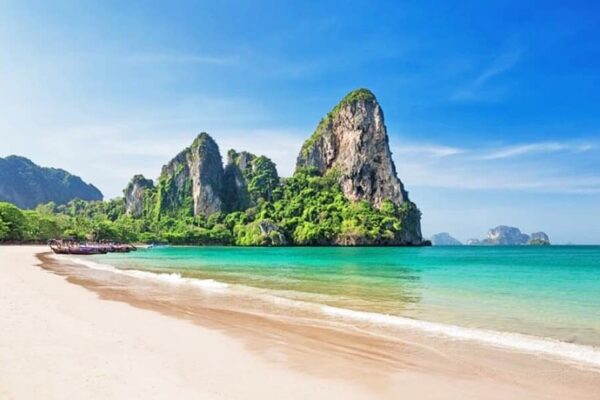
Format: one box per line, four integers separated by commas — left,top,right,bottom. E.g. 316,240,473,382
1,246,599,399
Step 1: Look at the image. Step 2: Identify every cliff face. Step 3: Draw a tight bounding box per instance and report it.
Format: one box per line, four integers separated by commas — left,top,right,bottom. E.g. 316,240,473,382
155,133,224,217
110,88,427,246
123,175,154,217
223,150,279,212
296,89,423,245
0,155,102,209
296,89,407,207
223,150,253,211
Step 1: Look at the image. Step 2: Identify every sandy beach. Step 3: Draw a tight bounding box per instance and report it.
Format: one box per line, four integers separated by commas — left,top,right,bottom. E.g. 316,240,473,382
1,246,599,399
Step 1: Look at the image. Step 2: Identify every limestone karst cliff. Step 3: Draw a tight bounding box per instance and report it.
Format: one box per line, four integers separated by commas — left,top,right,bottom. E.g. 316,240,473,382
155,133,224,218
529,232,551,245
430,232,462,246
296,88,423,245
123,175,154,217
113,88,425,246
222,150,279,212
296,89,407,207
466,226,551,246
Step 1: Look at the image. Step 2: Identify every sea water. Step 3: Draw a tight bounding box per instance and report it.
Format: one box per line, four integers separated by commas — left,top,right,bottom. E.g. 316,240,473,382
88,246,600,367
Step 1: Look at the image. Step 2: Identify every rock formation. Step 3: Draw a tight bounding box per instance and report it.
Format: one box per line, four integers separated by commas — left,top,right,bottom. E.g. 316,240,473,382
155,133,224,217
483,226,530,245
296,88,407,208
108,88,426,246
123,175,154,217
295,88,423,245
467,226,551,246
0,155,102,209
223,150,279,212
257,220,287,245
529,232,550,245
430,232,462,246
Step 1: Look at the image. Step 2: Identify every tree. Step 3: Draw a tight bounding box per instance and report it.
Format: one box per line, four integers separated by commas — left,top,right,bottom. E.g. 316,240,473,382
0,202,27,241
0,217,9,240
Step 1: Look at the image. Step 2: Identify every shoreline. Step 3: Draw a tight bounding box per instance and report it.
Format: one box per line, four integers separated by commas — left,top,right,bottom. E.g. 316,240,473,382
61,250,600,368
1,246,599,399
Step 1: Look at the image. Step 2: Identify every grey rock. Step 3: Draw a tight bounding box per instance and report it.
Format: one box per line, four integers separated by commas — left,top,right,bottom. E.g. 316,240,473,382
482,226,530,245
223,150,279,212
430,232,462,246
295,88,423,245
529,232,550,245
156,133,224,217
257,220,287,246
296,89,408,208
123,175,154,217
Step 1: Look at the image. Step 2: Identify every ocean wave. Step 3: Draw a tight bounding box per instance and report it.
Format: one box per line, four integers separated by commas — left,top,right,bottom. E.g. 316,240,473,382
321,305,600,369
66,256,229,291
59,255,600,369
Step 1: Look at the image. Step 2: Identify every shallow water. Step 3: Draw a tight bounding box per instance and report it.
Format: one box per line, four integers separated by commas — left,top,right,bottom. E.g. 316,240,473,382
87,246,600,367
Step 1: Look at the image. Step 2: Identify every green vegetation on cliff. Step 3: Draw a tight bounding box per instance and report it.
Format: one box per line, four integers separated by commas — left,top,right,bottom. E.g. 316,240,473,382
300,88,376,157
0,89,425,246
223,150,279,212
0,166,422,246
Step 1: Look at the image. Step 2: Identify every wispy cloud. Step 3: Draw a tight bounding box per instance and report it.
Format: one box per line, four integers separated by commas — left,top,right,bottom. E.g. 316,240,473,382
451,45,522,101
392,138,600,194
480,142,593,160
124,52,238,66
392,144,464,157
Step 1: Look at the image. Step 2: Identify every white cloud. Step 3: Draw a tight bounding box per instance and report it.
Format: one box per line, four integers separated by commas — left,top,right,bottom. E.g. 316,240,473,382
480,142,593,160
451,45,522,101
123,52,238,66
392,138,600,194
392,144,464,157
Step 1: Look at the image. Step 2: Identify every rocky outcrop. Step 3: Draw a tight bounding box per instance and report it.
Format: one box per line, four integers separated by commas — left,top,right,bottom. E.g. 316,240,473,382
430,232,462,246
223,150,254,211
155,133,224,217
483,226,530,245
223,150,279,212
467,226,551,246
117,88,426,247
296,89,407,207
123,175,154,217
0,155,102,209
296,88,423,245
529,232,550,245
257,220,287,245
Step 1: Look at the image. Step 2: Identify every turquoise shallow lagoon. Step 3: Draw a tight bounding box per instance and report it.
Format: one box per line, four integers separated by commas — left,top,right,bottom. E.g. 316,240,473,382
95,246,600,349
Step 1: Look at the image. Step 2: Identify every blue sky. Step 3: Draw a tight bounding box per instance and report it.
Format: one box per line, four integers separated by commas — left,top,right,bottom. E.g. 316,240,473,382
1,1,599,243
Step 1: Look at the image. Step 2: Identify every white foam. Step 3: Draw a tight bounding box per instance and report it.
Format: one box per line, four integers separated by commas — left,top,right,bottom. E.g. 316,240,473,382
57,255,600,369
321,305,600,369
65,256,228,291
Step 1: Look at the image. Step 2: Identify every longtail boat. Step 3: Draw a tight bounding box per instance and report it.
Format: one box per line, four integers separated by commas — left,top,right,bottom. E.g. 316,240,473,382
48,240,108,255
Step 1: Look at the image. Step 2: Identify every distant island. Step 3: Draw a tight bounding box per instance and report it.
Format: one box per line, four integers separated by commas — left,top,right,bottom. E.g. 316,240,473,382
467,226,550,246
430,232,462,246
0,89,429,246
0,155,102,209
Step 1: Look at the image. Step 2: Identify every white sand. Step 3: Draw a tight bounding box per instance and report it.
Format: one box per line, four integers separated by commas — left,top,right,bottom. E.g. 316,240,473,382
0,246,597,399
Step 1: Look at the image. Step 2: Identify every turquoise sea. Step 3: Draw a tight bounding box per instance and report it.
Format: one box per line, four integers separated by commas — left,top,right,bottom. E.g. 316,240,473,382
87,246,600,367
